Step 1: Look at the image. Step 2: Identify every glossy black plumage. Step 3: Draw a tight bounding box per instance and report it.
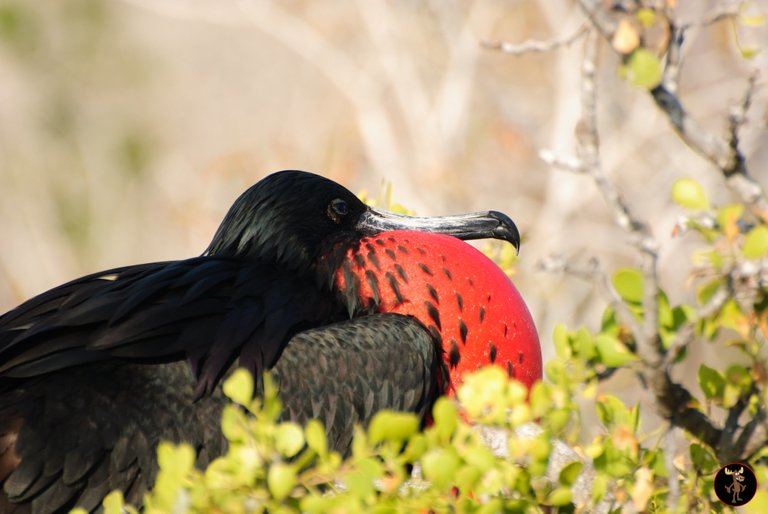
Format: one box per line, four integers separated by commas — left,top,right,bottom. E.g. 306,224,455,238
0,170,519,513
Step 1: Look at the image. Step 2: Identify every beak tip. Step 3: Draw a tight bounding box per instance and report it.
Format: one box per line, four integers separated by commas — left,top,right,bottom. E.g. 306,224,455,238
489,210,521,253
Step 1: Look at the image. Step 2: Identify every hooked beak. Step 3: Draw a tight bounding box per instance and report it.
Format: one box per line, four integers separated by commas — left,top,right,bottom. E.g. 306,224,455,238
357,208,521,253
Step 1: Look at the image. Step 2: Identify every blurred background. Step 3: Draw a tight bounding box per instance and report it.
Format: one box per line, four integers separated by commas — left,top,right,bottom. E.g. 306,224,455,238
0,0,766,374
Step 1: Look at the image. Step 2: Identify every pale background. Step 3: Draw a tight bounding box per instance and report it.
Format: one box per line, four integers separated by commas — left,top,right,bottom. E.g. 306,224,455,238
0,0,766,406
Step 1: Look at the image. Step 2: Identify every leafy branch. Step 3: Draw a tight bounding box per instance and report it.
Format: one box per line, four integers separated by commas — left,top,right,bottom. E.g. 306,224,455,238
536,0,768,469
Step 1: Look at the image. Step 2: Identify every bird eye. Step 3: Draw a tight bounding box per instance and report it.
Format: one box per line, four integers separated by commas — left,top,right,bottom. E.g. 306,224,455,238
327,198,349,223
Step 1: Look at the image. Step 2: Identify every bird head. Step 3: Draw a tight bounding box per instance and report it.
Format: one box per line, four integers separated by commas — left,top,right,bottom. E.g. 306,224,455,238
205,170,520,270
204,170,369,268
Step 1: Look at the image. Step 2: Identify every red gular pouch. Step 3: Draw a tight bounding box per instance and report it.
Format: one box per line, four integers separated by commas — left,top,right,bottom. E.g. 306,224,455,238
335,231,542,396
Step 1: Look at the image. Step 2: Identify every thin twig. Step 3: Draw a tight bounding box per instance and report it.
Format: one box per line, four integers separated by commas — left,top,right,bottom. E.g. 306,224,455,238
727,72,758,153
689,1,743,28
537,149,585,173
577,30,651,241
537,255,644,340
483,24,590,55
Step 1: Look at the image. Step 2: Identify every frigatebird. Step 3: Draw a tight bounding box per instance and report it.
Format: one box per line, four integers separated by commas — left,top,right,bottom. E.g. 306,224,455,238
0,170,540,513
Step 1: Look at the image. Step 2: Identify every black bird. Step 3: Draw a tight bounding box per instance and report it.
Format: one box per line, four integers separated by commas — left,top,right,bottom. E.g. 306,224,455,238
0,170,524,513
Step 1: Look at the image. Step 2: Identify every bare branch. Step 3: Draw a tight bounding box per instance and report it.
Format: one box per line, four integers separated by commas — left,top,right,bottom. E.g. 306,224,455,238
663,428,681,511
649,372,722,449
483,24,589,55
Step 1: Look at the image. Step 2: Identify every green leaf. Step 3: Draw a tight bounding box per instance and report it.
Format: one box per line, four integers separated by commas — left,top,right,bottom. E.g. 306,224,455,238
595,334,637,367
689,443,718,473
154,443,195,510
529,381,552,418
545,407,572,434
740,46,761,59
260,373,282,421
613,268,644,304
574,328,597,360
596,395,632,428
593,443,634,477
300,496,332,514
475,499,503,514
221,405,247,442
672,178,710,210
463,446,496,473
553,323,571,359
403,433,428,461
741,13,766,26
359,456,384,478
345,470,376,498
455,465,482,492
636,8,656,27
660,301,694,350
456,365,509,422
591,473,609,504
698,365,725,400
658,290,672,327
351,425,368,460
645,448,668,477
600,306,620,335
222,368,254,406
718,299,746,333
267,463,296,500
368,411,419,444
693,248,723,267
724,383,742,408
625,48,662,89
103,491,126,514
630,403,640,432
559,461,584,486
203,458,235,490
305,419,328,456
544,359,567,384
548,486,573,506
725,365,752,390
716,204,744,237
742,225,768,259
157,442,195,475
696,278,723,305
432,397,458,441
529,434,552,462
421,447,460,489
275,422,305,458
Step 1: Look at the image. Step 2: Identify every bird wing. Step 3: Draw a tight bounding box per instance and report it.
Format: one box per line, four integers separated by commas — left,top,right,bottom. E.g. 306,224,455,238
0,360,227,514
0,257,338,395
0,314,443,512
271,313,446,452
